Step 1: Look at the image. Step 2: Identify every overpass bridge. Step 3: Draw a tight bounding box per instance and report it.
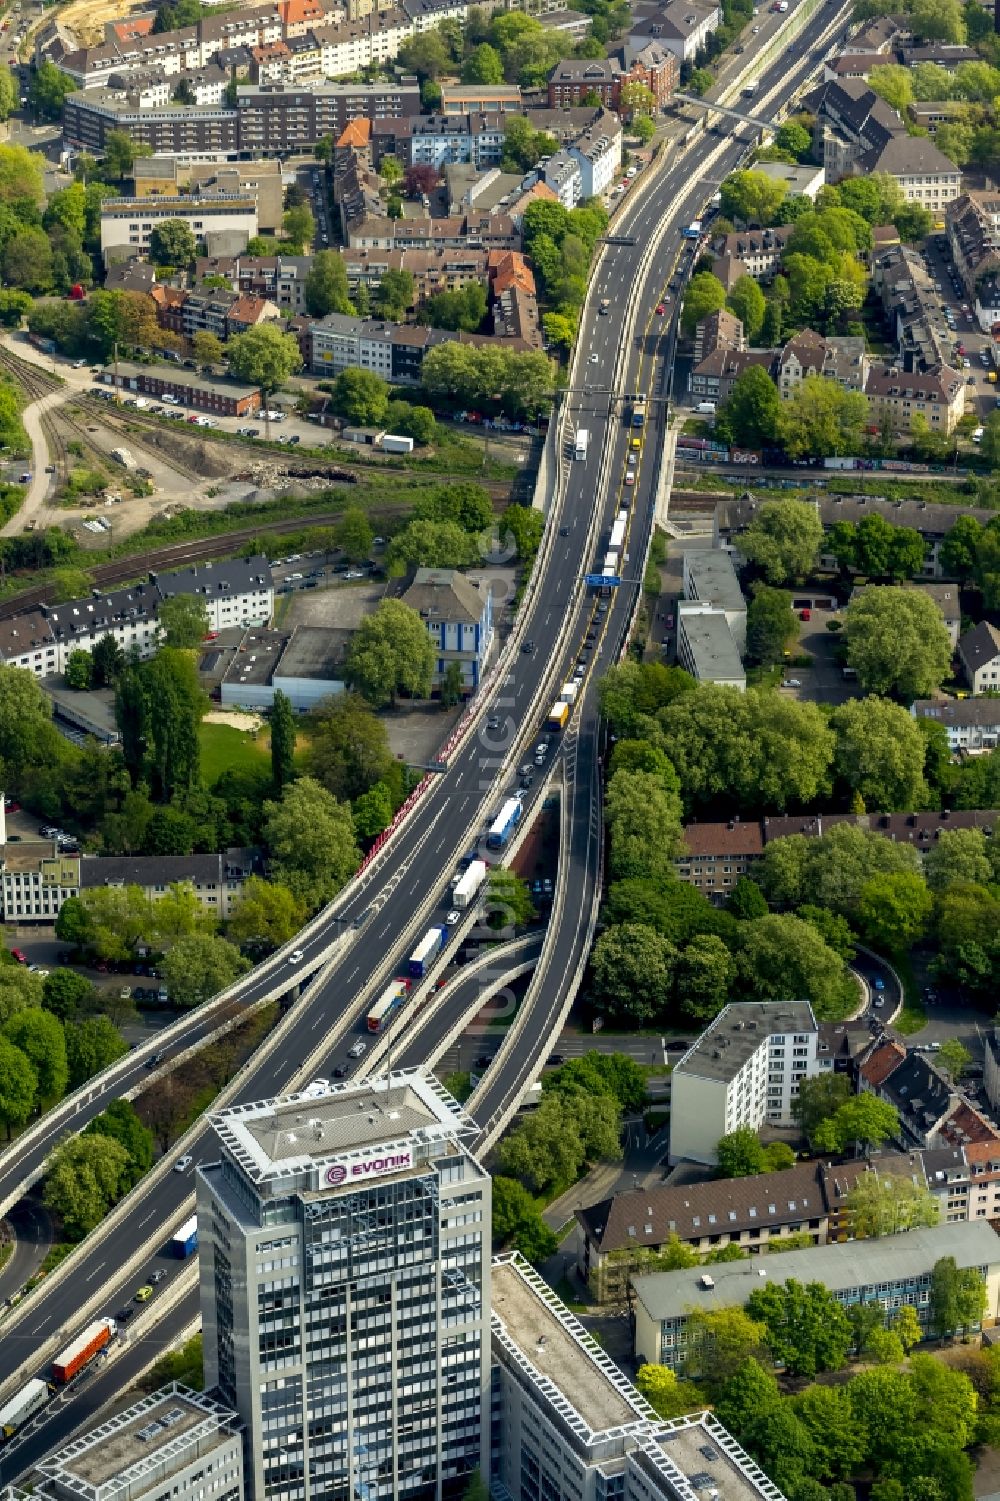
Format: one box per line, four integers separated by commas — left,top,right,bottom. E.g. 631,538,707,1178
673,90,780,129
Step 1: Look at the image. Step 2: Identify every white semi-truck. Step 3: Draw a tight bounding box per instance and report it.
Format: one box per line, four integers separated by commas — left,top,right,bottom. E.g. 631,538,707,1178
453,858,487,909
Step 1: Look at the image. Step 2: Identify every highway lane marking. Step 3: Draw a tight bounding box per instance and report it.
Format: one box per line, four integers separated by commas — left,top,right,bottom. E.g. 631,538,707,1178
138,1210,155,1227
83,1261,106,1283
347,967,359,982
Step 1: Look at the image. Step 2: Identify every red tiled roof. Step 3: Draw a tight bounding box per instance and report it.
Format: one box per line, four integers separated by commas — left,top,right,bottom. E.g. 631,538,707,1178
940,1101,1000,1148
680,821,764,857
860,1041,906,1089
337,118,371,148
488,249,536,296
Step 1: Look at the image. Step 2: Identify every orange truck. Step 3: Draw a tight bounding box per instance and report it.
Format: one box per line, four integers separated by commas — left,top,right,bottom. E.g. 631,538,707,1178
52,1318,116,1383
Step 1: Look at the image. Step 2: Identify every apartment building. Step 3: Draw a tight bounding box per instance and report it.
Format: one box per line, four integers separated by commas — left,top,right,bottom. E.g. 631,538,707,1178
958,620,1000,693
623,39,679,108
100,192,258,259
491,1254,787,1501
948,191,1000,312
0,848,264,923
153,557,274,633
547,57,623,108
633,1223,1000,1371
198,1069,491,1501
400,567,494,692
676,607,746,690
912,696,1000,751
36,1386,243,1501
625,0,721,62
711,225,794,279
541,150,582,209
567,112,622,198
673,818,764,898
857,134,961,212
669,1001,824,1166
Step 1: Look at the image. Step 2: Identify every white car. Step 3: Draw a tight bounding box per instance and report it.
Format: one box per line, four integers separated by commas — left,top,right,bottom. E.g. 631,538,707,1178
782,678,802,687
446,910,461,925
588,353,599,364
973,427,985,443
288,949,304,964
174,1154,193,1173
302,1078,330,1097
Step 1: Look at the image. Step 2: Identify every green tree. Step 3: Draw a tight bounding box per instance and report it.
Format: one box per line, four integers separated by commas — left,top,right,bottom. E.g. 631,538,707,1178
893,1304,923,1354
727,275,767,343
85,1098,153,1188
283,202,315,248
227,876,305,951
413,480,493,534
717,365,782,449
737,913,855,1019
44,1132,129,1238
3,228,53,293
831,697,928,811
606,768,683,880
590,922,676,1024
845,587,953,701
263,776,359,908
0,1034,37,1138
65,1015,128,1087
674,933,734,1022
226,325,302,416
869,62,914,111
792,1383,866,1481
544,1052,647,1113
270,689,296,794
0,65,17,122
635,1363,706,1419
720,169,788,226
142,647,205,798
333,506,374,562
485,867,535,931
745,1278,853,1378
65,648,93,690
331,367,390,426
346,598,436,707
307,692,395,803
713,1357,783,1438
0,663,61,778
353,782,394,840
846,1171,941,1238
497,1092,589,1196
930,1255,987,1339
386,519,478,572
683,1308,769,1389
491,1176,558,1262
937,1038,973,1083
716,1127,767,1177
857,870,932,951
374,268,415,321
792,1076,852,1146
304,250,354,318
462,41,504,82
41,968,95,1021
681,271,727,336
148,218,197,267
746,585,795,665
439,662,464,709
778,376,868,460
739,498,823,584
161,933,249,1008
189,330,223,368
5,1008,67,1102
813,1094,900,1154
775,121,812,159
156,593,209,649
28,60,77,121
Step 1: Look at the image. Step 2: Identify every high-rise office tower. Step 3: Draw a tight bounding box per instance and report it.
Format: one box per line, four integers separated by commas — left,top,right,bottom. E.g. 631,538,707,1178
198,1069,491,1501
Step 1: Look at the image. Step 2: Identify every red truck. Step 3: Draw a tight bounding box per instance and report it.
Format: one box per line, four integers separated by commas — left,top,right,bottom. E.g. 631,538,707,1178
52,1318,116,1383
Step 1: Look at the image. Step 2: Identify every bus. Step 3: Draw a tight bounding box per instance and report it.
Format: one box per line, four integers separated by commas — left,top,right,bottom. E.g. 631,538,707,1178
574,428,589,461
0,1379,49,1441
367,979,409,1033
487,797,522,850
631,396,647,430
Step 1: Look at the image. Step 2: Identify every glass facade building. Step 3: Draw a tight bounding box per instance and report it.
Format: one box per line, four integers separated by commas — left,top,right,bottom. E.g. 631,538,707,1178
198,1069,490,1501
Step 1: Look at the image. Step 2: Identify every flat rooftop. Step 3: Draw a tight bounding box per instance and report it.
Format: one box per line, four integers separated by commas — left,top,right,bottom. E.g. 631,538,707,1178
684,550,745,613
491,1256,653,1436
222,627,290,687
276,625,349,680
675,1001,816,1085
633,1220,1000,1323
39,1386,239,1501
211,1067,476,1184
678,609,745,684
643,1421,784,1501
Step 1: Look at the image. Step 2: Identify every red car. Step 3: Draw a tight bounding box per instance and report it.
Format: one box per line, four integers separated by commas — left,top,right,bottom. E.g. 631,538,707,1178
800,607,811,621
10,949,27,964
655,303,666,315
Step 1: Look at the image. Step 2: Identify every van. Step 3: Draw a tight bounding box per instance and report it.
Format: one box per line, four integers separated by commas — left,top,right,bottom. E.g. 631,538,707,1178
162,393,179,405
695,401,716,414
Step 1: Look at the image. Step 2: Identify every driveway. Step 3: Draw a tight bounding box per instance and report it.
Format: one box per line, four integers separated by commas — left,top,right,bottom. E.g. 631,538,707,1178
779,600,856,706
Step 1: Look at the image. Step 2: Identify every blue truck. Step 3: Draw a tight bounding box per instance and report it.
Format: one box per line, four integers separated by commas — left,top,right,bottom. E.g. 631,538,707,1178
408,926,447,979
171,1215,198,1259
486,797,522,851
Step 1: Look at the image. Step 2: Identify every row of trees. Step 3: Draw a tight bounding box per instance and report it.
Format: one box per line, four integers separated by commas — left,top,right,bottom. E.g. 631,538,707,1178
520,196,611,352
43,1100,153,1239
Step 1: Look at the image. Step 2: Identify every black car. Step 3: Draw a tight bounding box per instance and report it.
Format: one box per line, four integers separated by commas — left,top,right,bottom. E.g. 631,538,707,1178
522,639,535,654
333,1064,347,1078
546,1054,564,1066
289,434,300,445
117,1305,135,1322
145,1051,162,1069
474,1053,493,1069
559,525,569,536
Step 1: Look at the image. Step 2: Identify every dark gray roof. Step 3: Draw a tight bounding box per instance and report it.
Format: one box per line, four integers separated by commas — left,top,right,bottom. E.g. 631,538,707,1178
913,697,1000,728
675,1001,815,1085
153,554,272,604
45,582,161,642
958,620,1000,673
79,847,262,889
718,491,996,542
878,1051,953,1140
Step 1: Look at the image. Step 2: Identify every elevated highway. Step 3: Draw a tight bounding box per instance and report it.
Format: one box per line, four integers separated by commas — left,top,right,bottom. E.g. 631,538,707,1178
0,0,852,1473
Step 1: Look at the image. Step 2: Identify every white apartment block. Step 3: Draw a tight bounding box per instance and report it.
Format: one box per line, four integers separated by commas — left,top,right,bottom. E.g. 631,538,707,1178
491,1253,788,1501
669,1001,825,1165
100,193,258,257
0,850,264,924
0,852,80,924
912,697,1000,753
36,1385,243,1501
0,558,273,679
568,120,621,199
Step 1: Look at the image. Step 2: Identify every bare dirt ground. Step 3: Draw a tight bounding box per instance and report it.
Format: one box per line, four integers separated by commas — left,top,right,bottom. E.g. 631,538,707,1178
204,709,264,732
55,0,148,48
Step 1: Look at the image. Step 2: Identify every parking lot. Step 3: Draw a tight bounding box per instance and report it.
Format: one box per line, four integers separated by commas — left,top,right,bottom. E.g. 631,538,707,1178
922,235,998,425
779,598,857,706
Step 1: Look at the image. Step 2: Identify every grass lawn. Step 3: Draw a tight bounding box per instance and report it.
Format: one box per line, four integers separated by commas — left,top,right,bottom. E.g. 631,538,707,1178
198,721,271,783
